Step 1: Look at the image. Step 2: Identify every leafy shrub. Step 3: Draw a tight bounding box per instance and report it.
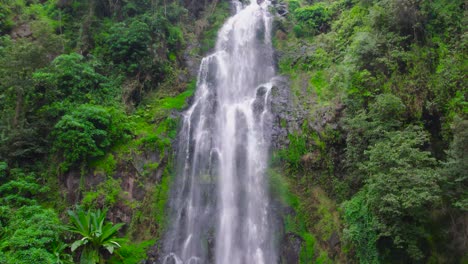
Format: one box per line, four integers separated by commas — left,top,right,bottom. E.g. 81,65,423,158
167,25,184,50
287,0,301,13
82,177,122,208
68,209,124,264
344,94,407,186
1,205,64,264
294,3,332,35
279,133,309,171
0,169,48,206
33,53,113,105
108,240,155,264
0,2,13,34
440,117,468,210
164,2,188,23
363,126,440,260
52,105,130,170
105,19,151,72
343,190,380,263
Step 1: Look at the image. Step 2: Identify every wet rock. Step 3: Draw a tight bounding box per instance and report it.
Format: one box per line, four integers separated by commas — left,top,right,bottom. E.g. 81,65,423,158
269,76,305,149
328,231,341,257
184,43,202,77
280,232,303,264
272,0,288,17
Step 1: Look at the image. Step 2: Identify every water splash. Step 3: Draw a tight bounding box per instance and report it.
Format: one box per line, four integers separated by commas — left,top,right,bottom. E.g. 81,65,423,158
162,1,277,263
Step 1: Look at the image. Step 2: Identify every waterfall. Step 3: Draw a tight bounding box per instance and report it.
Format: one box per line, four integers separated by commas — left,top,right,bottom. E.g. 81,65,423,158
162,1,277,263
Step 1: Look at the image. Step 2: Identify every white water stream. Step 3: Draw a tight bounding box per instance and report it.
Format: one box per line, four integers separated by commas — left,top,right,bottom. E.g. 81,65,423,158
162,1,277,263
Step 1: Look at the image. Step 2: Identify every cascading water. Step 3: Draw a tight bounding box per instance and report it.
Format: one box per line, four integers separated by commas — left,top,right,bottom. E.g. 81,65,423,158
162,1,277,263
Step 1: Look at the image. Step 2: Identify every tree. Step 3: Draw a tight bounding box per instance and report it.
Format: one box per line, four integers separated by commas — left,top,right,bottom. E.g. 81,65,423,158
0,165,66,264
343,191,380,264
1,206,63,264
32,53,113,107
68,209,124,264
0,22,65,164
344,94,406,190
362,126,441,260
0,169,48,207
441,117,468,210
52,104,130,170
104,19,152,73
294,2,332,36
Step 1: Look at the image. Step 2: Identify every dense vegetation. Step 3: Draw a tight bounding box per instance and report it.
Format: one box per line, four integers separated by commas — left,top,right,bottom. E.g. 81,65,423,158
0,0,465,263
0,0,228,262
272,0,466,263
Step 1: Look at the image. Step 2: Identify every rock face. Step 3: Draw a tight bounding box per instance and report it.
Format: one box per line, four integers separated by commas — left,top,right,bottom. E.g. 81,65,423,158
280,232,303,264
61,149,168,227
269,76,305,149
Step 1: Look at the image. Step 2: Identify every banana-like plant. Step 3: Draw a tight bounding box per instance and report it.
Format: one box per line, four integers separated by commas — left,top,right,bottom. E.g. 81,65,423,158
67,209,124,264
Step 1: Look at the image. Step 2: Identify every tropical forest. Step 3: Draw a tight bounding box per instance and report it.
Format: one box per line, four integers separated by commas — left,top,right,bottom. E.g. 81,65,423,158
0,0,466,263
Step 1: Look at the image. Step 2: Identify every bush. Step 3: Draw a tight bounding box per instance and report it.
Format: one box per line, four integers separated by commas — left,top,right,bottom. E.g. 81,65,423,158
105,19,151,72
294,3,332,35
52,105,130,169
0,2,13,34
440,117,468,210
364,126,440,260
1,205,64,264
343,190,380,263
33,53,113,105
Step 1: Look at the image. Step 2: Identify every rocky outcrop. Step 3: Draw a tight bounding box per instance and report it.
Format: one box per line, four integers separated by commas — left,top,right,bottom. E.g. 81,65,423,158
269,76,306,148
280,232,303,264
61,147,169,238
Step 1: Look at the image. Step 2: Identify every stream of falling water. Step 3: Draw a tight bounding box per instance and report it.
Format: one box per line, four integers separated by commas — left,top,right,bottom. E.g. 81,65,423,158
162,1,277,263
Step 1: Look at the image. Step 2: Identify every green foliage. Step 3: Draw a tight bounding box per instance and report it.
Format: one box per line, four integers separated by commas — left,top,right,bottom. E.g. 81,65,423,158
154,168,172,229
104,19,152,73
342,92,442,260
269,169,337,264
1,206,63,264
167,25,184,50
294,3,332,36
343,190,379,263
0,2,14,34
33,53,114,106
199,1,230,53
108,239,155,264
91,154,118,176
0,32,63,163
82,177,122,208
67,209,124,264
0,169,48,206
300,233,316,263
287,0,301,13
278,133,309,171
0,165,66,264
344,94,406,188
52,104,130,170
440,117,468,210
315,251,332,264
354,126,440,260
